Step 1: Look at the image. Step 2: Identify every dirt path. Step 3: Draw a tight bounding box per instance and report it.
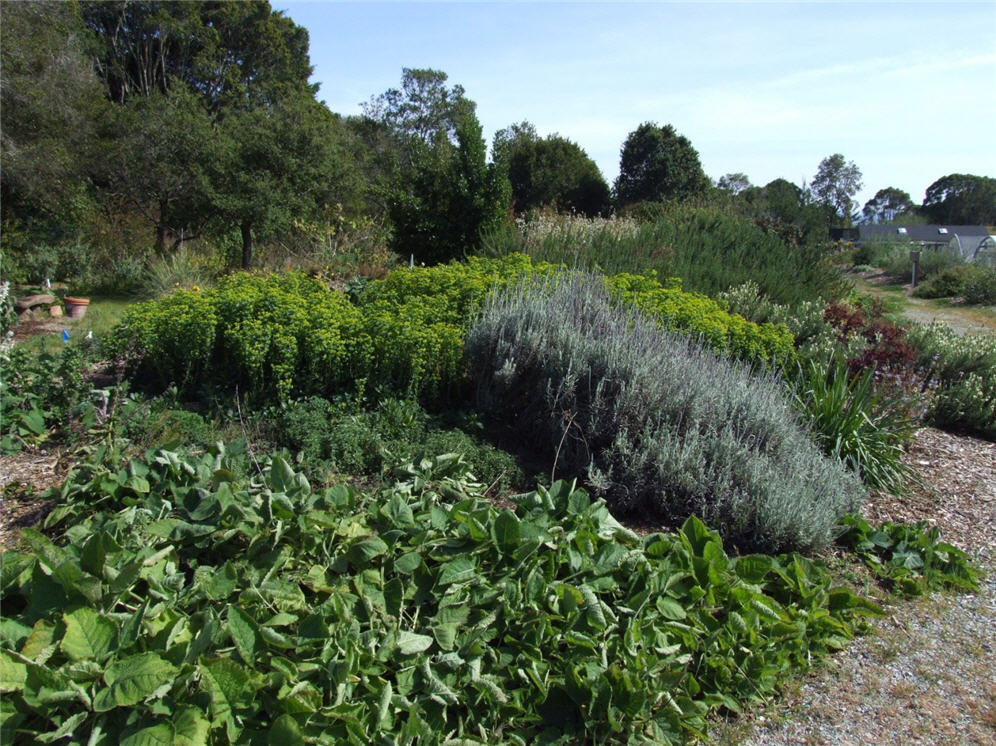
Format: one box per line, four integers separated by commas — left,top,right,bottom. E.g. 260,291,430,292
851,271,996,336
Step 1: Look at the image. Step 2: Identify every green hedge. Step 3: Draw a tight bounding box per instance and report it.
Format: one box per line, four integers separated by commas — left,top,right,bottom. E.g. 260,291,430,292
111,273,371,401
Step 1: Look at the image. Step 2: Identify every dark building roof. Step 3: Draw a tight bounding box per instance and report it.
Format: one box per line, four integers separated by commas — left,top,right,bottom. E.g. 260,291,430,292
857,224,990,244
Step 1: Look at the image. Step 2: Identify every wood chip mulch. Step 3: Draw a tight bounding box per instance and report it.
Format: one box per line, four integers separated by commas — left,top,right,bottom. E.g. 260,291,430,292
0,450,65,551
713,426,996,746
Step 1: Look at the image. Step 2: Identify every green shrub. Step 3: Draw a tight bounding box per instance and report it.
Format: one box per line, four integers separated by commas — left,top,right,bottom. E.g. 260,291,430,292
1,446,882,744
486,205,845,305
273,395,525,491
791,357,914,493
851,237,897,268
912,264,977,299
467,273,866,552
1,345,92,453
962,266,996,305
907,323,996,439
719,281,846,366
113,272,372,402
881,244,961,283
608,273,794,367
115,255,788,408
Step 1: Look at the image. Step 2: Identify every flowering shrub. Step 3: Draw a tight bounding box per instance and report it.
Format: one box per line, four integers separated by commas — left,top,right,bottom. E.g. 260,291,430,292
115,255,789,405
112,273,370,402
609,273,794,367
907,323,996,439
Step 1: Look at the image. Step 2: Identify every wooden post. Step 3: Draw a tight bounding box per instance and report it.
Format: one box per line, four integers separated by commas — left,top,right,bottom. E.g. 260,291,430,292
910,249,921,287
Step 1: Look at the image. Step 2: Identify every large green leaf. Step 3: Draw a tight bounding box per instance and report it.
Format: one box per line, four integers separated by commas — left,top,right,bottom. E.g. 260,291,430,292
436,557,477,587
396,631,434,655
268,713,305,745
491,509,521,552
227,606,262,666
92,652,178,711
347,537,389,568
199,657,255,725
61,608,117,662
0,650,27,693
118,709,210,746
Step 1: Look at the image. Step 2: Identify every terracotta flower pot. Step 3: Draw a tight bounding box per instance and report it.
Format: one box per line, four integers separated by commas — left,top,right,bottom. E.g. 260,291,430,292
64,297,90,319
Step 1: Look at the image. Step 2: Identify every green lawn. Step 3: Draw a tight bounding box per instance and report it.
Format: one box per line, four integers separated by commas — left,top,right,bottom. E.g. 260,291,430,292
15,295,134,356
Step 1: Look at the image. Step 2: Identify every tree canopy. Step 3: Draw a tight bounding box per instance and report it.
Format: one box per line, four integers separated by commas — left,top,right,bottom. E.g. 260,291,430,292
716,173,752,195
614,122,709,207
861,187,915,224
80,0,314,111
811,154,863,226
493,122,610,216
0,1,105,232
362,68,474,148
921,174,996,225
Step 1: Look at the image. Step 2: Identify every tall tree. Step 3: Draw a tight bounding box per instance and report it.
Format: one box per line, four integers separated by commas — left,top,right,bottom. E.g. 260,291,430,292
861,187,915,224
0,0,105,231
389,113,509,264
212,94,339,270
614,122,708,207
91,88,215,251
493,122,610,216
80,1,314,112
716,173,752,195
80,1,324,257
921,174,996,225
362,68,474,147
811,154,863,226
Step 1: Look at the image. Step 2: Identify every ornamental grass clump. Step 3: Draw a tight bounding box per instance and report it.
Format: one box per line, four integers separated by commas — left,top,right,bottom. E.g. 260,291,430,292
467,273,865,552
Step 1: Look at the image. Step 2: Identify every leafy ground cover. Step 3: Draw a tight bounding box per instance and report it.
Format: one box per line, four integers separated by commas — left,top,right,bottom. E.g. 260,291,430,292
1,446,886,745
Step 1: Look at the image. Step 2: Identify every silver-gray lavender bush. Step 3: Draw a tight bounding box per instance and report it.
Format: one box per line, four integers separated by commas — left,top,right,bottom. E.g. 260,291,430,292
467,273,865,552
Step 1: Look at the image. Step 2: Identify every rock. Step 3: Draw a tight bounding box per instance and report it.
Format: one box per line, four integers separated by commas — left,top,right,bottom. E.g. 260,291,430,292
49,305,63,318
14,293,56,312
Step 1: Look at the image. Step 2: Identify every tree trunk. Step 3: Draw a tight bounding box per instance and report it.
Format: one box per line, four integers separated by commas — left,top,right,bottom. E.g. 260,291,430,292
156,223,168,254
241,222,253,271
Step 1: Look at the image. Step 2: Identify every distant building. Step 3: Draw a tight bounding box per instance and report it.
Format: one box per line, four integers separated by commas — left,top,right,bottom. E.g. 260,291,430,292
834,224,996,264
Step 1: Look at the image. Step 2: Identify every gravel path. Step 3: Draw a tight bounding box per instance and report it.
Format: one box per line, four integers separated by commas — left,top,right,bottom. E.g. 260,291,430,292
711,427,996,746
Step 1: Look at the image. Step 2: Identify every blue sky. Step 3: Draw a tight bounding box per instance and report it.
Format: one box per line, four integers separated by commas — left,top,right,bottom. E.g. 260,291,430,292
279,1,996,209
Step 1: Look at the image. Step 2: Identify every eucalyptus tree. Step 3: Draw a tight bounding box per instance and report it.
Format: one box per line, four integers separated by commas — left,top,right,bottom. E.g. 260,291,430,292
921,174,996,225
811,154,863,226
861,187,915,224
